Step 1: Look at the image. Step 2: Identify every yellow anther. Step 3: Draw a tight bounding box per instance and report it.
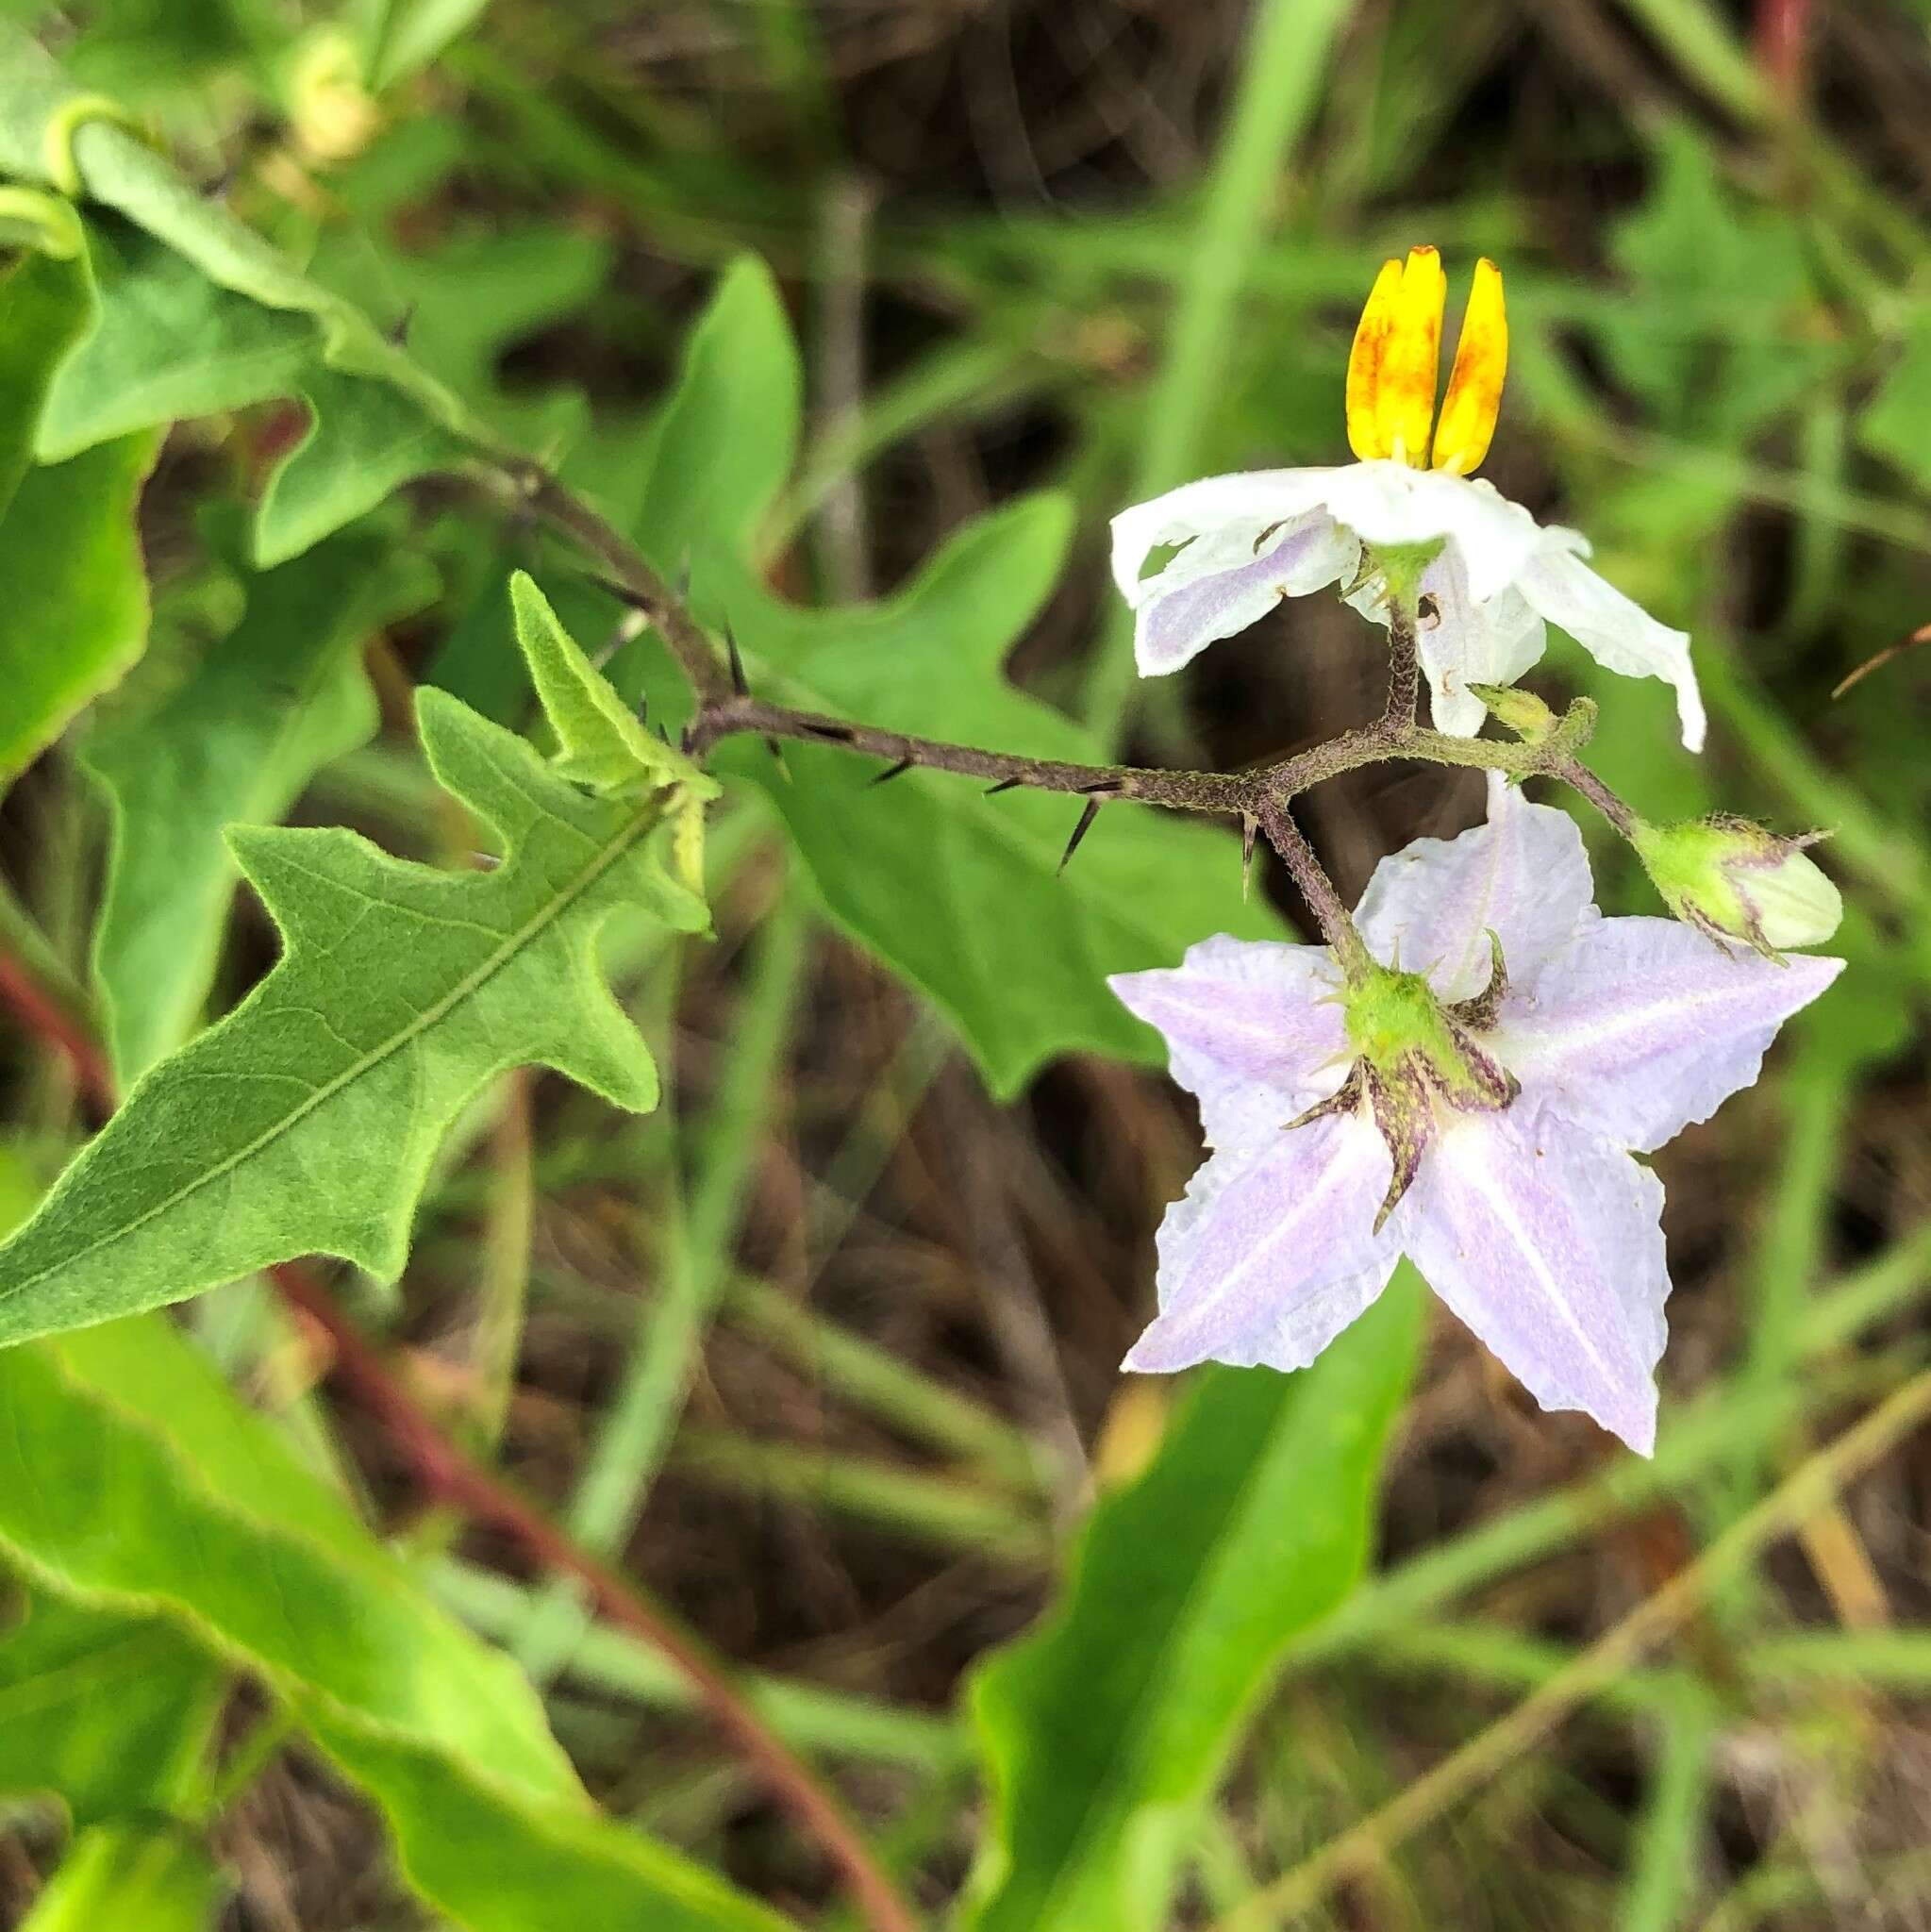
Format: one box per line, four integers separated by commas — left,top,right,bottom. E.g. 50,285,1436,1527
1344,250,1507,476
1345,258,1404,461
1431,258,1507,475
1374,247,1446,467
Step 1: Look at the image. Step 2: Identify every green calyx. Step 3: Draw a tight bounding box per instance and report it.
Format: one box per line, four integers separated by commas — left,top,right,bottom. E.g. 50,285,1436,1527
1347,539,1444,618
1314,959,1515,1230
1466,685,1597,758
1632,815,1841,958
1340,961,1505,1108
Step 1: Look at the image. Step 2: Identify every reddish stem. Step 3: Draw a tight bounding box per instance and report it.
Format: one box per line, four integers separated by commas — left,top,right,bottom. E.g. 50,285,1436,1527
1755,0,1810,106
0,947,922,1932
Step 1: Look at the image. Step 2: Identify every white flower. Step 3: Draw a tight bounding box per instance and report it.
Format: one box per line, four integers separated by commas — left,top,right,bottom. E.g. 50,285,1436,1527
1109,250,1706,751
1110,777,1840,1454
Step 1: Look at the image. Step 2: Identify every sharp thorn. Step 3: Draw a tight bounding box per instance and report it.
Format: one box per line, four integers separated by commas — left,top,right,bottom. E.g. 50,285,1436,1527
985,776,1023,796
802,720,857,742
764,738,791,779
1057,797,1102,875
871,755,915,787
1241,813,1257,903
724,623,749,697
1077,776,1125,795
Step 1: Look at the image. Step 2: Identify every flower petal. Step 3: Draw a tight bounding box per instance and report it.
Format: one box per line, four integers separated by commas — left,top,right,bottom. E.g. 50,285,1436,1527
1414,549,1546,737
1109,469,1338,605
1133,512,1357,677
1499,917,1844,1153
1355,774,1597,1000
1515,543,1706,753
1125,1112,1396,1374
1395,1109,1669,1453
1322,463,1541,603
1110,936,1349,1149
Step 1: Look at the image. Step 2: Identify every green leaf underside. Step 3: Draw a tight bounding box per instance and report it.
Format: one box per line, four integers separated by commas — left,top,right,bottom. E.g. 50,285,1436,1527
0,247,92,513
0,425,158,784
0,31,474,431
628,259,1292,1097
87,532,432,1085
0,1316,789,1931
20,1823,225,1932
962,1275,1423,1932
0,690,706,1346
37,212,316,462
254,367,469,567
0,39,492,561
0,1591,223,1825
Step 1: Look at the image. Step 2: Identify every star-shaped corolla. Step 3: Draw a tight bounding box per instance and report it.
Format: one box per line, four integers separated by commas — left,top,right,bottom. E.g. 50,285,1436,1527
1110,778,1841,1454
1110,250,1706,751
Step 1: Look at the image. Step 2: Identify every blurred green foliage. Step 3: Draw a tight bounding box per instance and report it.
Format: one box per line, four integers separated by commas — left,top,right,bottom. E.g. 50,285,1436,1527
0,0,1925,1927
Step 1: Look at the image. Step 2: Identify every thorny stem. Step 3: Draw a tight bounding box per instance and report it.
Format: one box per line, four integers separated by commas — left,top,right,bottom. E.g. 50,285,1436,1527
0,961,924,1932
503,451,1646,953
494,458,732,707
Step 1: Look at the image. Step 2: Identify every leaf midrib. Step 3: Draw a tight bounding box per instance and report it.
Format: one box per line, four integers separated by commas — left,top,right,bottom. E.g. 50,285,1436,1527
0,796,659,1305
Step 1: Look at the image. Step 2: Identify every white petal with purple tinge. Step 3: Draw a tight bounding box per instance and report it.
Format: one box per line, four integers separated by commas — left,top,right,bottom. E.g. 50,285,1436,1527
1109,936,1349,1150
1392,1108,1669,1454
1515,543,1705,753
1499,919,1845,1154
1355,774,1597,1000
1133,512,1357,676
1126,1111,1398,1374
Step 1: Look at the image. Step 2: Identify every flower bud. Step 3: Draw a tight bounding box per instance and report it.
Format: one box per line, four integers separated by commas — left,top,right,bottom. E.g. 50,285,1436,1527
1632,816,1841,958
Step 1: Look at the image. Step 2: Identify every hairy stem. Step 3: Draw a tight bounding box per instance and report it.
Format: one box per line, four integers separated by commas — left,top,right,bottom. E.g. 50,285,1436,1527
0,943,923,1932
1255,796,1375,978
1383,598,1421,735
493,459,731,707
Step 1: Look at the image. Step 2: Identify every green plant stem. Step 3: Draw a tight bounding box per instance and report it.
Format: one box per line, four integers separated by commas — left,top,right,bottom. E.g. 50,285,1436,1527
434,1558,965,1776
1255,793,1374,977
1383,599,1421,734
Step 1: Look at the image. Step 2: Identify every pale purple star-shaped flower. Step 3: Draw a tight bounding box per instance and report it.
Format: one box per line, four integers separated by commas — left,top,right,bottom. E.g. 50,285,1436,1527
1110,776,1842,1454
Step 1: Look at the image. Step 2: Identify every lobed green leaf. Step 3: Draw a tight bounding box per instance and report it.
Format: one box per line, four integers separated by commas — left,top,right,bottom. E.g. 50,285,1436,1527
0,679,707,1346
86,529,434,1085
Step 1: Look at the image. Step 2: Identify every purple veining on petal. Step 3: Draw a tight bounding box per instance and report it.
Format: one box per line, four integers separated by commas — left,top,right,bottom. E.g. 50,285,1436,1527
1497,918,1844,1154
1391,1108,1668,1454
1135,512,1353,675
1355,774,1596,1000
1124,1110,1397,1374
1111,775,1844,1455
1109,937,1348,1150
